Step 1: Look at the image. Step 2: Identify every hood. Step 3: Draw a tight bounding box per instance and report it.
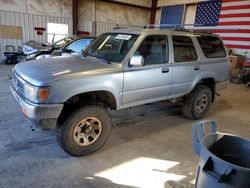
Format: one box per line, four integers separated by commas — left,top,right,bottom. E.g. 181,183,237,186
22,41,52,55
14,55,118,86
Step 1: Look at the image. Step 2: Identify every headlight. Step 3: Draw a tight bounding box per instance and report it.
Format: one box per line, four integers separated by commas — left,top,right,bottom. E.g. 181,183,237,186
35,54,51,60
24,83,50,103
23,45,38,55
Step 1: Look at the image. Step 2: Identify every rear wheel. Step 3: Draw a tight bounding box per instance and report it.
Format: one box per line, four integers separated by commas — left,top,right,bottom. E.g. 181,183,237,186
58,105,112,156
182,85,212,120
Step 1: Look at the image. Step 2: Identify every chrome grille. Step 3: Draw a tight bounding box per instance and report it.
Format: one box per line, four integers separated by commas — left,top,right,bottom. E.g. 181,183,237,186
13,73,25,97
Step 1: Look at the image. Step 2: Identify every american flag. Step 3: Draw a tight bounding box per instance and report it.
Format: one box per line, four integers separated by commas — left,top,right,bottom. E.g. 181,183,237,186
193,0,250,53
195,1,222,26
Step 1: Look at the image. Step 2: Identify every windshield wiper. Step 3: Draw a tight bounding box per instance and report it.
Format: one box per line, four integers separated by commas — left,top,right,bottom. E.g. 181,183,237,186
92,54,111,64
83,51,111,64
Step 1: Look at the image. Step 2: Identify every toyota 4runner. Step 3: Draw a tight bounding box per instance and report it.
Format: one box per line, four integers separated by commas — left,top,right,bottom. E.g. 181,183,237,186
11,28,229,156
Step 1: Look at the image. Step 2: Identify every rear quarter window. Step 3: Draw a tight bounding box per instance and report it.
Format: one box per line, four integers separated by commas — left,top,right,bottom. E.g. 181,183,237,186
196,35,226,58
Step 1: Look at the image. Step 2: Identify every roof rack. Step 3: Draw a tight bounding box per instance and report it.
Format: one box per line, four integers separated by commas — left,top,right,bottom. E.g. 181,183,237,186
144,24,242,35
144,24,203,30
144,24,241,33
113,26,128,30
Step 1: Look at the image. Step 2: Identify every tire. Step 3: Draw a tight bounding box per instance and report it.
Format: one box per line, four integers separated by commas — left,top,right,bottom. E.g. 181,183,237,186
58,105,112,156
182,85,212,120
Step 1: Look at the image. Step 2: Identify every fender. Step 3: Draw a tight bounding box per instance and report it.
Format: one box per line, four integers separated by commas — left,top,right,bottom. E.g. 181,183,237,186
186,71,217,95
47,72,124,109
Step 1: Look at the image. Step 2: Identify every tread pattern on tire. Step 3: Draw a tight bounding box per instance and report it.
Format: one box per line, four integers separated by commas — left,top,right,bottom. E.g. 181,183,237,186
58,105,112,156
183,85,212,120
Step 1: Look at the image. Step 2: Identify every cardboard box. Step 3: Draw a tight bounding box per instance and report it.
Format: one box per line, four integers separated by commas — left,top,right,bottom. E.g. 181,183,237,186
236,55,245,68
229,55,244,75
0,25,22,39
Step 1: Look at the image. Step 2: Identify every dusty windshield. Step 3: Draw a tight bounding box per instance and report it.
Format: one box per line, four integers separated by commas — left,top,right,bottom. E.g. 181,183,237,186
86,33,138,63
52,37,72,49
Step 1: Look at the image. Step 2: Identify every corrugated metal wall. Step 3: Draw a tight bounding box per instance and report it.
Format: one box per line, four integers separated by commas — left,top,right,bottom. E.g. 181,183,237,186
78,20,93,35
79,20,143,37
96,22,143,36
0,10,73,60
0,10,143,61
96,22,117,36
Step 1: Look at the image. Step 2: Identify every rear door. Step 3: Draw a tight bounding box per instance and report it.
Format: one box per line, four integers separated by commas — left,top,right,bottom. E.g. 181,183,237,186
169,35,200,96
122,35,172,108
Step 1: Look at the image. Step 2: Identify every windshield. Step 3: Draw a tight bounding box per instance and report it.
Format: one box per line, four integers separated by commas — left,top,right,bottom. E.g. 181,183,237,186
85,33,138,63
51,37,73,48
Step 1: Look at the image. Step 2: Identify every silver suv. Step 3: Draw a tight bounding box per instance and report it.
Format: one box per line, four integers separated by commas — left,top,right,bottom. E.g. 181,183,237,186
11,28,229,156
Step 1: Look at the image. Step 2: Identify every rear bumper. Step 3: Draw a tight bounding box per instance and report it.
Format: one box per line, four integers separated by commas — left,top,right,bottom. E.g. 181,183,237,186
215,80,229,92
10,85,63,129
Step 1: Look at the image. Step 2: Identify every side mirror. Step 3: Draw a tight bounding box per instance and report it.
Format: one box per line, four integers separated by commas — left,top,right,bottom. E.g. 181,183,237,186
63,48,73,53
130,55,144,67
82,49,87,57
41,42,49,47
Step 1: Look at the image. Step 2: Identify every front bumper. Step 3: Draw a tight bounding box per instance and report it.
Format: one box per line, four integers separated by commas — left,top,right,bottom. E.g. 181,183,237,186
215,80,229,92
10,86,63,129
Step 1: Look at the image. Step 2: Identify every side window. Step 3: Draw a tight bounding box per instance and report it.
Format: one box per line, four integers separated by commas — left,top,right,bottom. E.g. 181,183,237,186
66,39,92,53
173,36,198,62
134,35,168,65
196,35,226,58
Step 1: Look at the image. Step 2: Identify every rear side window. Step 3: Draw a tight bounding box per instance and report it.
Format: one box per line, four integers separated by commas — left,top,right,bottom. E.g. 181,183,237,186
173,36,198,62
196,35,226,58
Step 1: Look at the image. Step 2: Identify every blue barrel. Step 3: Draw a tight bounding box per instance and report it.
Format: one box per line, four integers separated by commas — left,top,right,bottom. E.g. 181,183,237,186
192,120,250,188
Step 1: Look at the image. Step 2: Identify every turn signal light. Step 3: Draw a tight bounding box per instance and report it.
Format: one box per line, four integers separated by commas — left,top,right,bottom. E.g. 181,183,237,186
38,88,49,101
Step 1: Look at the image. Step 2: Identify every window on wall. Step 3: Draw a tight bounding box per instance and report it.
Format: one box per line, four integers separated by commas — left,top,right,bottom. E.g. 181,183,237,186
160,5,184,25
47,23,68,44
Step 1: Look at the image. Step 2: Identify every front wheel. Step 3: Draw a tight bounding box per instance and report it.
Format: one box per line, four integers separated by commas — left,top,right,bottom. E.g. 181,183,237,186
182,85,212,120
58,105,112,156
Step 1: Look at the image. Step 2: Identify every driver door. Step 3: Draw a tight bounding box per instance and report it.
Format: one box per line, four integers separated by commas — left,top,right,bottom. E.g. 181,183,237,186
122,35,172,108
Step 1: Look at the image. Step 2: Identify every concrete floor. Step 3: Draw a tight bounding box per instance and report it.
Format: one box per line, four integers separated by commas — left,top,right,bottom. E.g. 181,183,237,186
0,63,249,188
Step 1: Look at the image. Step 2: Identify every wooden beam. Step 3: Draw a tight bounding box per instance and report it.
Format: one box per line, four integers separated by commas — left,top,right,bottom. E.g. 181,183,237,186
72,0,78,35
99,0,151,10
150,0,158,24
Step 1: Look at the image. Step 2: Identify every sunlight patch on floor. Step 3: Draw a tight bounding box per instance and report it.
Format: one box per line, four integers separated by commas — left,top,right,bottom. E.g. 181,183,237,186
95,157,186,188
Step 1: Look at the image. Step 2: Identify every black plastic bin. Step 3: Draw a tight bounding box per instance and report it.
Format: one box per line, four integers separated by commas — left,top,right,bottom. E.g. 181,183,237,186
192,120,250,188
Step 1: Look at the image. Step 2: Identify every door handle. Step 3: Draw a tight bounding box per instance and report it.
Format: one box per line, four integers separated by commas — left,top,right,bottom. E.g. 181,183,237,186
162,68,169,73
194,65,199,70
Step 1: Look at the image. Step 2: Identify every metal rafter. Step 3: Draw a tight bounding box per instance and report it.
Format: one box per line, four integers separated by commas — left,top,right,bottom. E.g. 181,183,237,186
72,0,78,35
150,0,158,24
